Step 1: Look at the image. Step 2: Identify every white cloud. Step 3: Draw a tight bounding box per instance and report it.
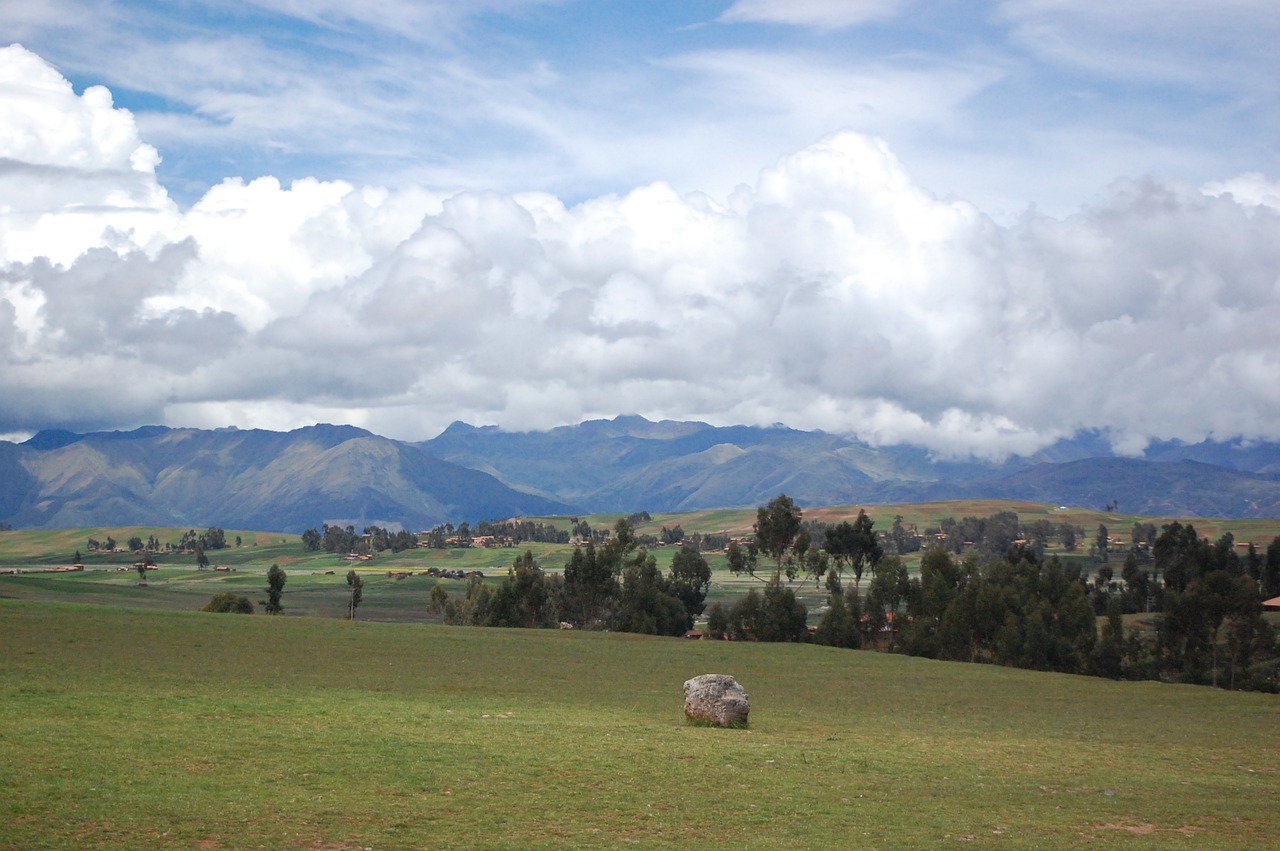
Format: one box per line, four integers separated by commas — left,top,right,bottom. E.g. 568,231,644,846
0,43,156,172
2,46,1279,460
0,45,174,266
1203,173,1280,211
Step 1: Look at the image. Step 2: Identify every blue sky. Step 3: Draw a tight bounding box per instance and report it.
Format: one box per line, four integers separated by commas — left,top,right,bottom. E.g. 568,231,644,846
1,1,1278,456
13,0,1276,214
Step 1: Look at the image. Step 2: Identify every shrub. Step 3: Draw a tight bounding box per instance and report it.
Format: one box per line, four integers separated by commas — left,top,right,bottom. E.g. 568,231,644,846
201,592,254,614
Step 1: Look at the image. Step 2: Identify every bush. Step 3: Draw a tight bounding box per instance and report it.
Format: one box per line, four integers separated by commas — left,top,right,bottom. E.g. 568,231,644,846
201,592,254,614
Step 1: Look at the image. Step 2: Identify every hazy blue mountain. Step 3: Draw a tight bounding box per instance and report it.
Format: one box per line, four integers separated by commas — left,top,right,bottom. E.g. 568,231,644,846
3,417,1280,530
0,425,574,532
421,416,1280,518
978,458,1280,519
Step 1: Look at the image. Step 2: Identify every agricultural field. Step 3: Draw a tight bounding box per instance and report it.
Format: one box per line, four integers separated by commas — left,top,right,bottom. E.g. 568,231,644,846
2,500,1277,626
2,600,1278,849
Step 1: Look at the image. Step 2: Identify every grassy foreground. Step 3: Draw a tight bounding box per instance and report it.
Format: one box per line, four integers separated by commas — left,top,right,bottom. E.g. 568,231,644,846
2,601,1277,849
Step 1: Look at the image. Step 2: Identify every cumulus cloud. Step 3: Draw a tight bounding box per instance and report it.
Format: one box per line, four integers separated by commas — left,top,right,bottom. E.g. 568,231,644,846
2,45,1279,459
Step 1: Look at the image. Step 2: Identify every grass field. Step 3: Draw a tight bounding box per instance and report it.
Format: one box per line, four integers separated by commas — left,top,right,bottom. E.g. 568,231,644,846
2,599,1278,849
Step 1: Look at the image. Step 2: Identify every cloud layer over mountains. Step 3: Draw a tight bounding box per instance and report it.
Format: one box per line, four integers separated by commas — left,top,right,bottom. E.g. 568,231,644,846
2,44,1278,458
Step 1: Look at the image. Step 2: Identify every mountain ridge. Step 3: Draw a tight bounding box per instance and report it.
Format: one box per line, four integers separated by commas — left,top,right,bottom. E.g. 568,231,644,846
3,416,1280,530
1,425,574,532
417,416,1280,518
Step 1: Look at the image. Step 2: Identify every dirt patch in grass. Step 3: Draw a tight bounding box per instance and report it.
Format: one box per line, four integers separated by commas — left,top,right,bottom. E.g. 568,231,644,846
1096,822,1155,834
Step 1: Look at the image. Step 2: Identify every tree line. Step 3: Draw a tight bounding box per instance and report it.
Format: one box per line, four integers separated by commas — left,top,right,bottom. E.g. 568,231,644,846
727,495,1279,693
87,526,233,555
428,518,712,637
301,524,418,554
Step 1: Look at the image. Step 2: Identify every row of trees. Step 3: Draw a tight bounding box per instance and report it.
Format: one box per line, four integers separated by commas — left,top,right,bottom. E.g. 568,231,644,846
430,519,712,636
87,527,232,555
301,524,418,555
473,519,572,544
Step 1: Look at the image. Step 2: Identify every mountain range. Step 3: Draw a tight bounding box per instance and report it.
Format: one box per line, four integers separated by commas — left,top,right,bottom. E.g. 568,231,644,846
2,416,1279,532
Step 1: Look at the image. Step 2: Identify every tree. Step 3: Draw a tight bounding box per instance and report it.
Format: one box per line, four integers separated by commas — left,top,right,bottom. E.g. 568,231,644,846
73,549,82,565
1264,537,1280,599
802,547,830,588
1095,524,1109,563
136,561,148,585
265,564,286,614
429,584,450,614
726,539,759,579
202,592,253,614
866,558,909,650
977,511,1021,558
814,591,860,649
1153,522,1209,593
202,527,227,550
724,579,809,642
195,545,209,570
301,528,322,551
561,519,634,628
899,547,963,658
889,514,920,554
1090,599,1125,679
1059,523,1077,552
825,510,882,591
346,570,364,619
614,552,688,636
445,574,494,626
1131,522,1158,550
754,494,802,578
487,551,555,629
668,544,712,623
706,602,729,639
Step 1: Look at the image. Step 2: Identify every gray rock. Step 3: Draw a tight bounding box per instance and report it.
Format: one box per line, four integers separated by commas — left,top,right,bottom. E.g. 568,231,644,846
683,673,750,727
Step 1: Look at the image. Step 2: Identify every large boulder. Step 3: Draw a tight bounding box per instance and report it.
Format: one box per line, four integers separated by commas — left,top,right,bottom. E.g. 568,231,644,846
683,674,750,727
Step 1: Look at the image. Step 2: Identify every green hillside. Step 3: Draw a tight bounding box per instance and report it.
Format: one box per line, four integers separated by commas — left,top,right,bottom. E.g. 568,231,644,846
2,600,1277,849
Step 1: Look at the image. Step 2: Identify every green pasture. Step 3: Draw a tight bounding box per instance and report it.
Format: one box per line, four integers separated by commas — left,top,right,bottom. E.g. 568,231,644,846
1,600,1277,849
0,526,301,569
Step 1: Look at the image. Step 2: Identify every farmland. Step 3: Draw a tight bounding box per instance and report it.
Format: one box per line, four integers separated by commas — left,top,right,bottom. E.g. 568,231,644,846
1,502,1277,623
2,500,1278,626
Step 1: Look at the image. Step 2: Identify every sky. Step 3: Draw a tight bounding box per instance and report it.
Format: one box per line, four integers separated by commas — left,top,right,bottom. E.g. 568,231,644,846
1,0,1278,458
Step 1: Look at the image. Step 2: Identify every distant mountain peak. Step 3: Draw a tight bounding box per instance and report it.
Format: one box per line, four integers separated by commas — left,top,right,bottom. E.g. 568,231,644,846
22,429,84,450
290,423,374,444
